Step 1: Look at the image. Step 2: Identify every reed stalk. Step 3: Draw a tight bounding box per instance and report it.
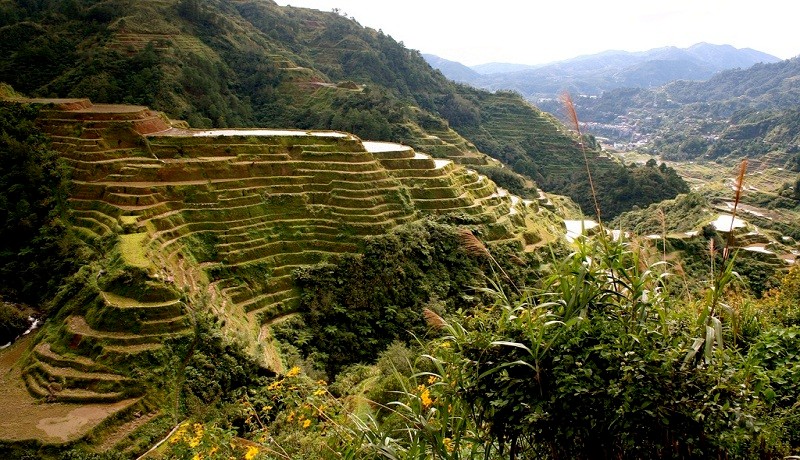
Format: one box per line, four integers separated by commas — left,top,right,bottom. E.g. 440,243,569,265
458,228,519,294
561,92,602,228
723,159,748,262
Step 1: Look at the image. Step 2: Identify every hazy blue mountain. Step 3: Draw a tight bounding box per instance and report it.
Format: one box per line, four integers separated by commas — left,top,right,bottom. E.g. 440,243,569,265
422,54,481,83
681,42,779,70
426,43,781,100
470,62,537,75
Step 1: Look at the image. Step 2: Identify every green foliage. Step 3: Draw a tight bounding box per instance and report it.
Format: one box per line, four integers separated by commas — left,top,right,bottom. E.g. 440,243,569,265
57,449,128,460
614,192,710,235
184,232,219,263
747,327,800,408
758,265,800,326
472,164,536,199
0,102,81,304
0,0,685,218
182,315,266,408
358,236,797,459
280,220,487,377
0,302,30,344
600,161,690,218
779,264,800,303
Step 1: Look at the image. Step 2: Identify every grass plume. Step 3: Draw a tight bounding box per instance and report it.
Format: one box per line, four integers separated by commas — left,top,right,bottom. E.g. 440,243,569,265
458,228,519,294
423,307,447,330
658,208,667,262
458,227,491,259
561,92,602,226
723,159,748,262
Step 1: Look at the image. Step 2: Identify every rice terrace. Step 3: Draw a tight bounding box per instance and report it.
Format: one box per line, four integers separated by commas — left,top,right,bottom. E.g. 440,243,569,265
0,0,799,458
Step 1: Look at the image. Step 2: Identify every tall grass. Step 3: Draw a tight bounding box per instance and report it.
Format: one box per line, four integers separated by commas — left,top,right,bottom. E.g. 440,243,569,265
723,159,748,262
561,92,602,227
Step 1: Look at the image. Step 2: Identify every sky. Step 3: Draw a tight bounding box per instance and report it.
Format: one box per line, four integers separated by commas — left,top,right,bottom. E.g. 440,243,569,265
275,0,800,66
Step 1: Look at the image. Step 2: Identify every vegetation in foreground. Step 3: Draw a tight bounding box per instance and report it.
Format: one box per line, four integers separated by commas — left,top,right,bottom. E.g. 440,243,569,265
145,233,800,459
133,156,800,459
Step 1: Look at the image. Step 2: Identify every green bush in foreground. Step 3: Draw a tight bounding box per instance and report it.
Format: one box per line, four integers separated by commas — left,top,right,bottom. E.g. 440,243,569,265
337,236,797,459
190,235,799,459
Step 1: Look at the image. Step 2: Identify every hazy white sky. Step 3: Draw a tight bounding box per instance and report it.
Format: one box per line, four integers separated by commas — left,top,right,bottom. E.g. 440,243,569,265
275,0,799,65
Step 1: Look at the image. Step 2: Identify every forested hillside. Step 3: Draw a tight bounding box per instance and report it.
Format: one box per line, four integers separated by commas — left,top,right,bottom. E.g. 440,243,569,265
0,0,686,217
3,1,798,459
552,57,800,167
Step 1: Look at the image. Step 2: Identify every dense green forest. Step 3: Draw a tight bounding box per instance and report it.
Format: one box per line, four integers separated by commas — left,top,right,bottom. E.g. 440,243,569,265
0,1,799,459
0,0,687,218
0,102,83,343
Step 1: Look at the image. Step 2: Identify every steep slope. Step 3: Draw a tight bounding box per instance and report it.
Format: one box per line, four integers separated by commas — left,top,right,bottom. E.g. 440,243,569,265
0,97,566,452
447,89,689,218
0,0,686,217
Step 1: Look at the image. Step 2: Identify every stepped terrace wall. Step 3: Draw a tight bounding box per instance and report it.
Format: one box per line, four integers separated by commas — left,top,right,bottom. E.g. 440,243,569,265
25,99,556,362
0,97,565,450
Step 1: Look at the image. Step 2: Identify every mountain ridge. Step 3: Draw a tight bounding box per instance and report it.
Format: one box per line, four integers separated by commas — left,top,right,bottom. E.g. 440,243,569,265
0,0,687,218
426,43,782,98
548,57,800,165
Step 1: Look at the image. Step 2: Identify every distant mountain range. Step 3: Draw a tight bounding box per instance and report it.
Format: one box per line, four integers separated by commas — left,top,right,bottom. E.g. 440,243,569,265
540,57,800,168
425,43,781,100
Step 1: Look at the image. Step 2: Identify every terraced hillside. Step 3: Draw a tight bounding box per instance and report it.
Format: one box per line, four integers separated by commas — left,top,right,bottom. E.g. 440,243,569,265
436,88,687,219
0,0,688,220
0,97,566,450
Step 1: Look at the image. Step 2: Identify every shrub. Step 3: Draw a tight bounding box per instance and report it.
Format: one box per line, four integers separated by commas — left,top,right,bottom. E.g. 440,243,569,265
0,302,29,344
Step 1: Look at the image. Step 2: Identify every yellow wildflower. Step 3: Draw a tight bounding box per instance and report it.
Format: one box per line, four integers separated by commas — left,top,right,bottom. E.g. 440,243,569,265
420,388,433,408
170,422,189,443
267,379,282,390
443,437,454,453
303,419,312,428
428,375,438,384
317,379,327,386
244,445,260,460
313,388,326,396
286,366,301,377
191,453,201,460
187,423,204,447
287,411,295,422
